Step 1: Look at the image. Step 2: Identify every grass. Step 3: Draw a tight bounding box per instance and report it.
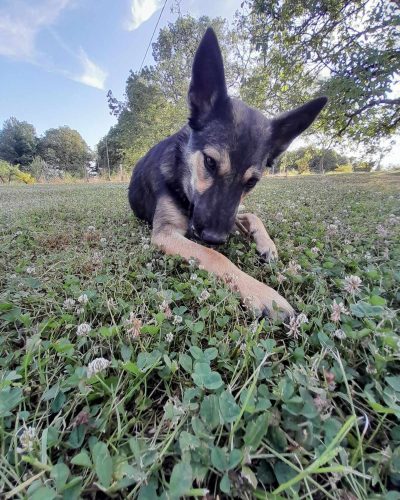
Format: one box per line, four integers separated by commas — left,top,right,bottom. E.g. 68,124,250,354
0,173,399,499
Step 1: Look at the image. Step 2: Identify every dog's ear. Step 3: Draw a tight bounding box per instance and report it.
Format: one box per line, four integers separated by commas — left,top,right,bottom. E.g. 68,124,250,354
269,97,328,159
188,27,228,129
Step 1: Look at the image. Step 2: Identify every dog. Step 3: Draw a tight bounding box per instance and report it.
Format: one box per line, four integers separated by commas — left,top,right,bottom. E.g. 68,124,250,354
128,27,327,319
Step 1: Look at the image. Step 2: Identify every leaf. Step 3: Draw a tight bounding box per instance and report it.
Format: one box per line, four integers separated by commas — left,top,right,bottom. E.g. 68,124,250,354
200,394,220,429
179,353,193,373
274,461,297,486
228,449,242,469
122,361,140,375
42,384,60,402
68,425,86,449
241,466,258,489
169,462,192,497
92,442,113,488
137,350,161,372
192,362,223,390
211,447,228,472
29,486,57,500
50,463,70,491
179,431,200,452
138,481,160,500
244,413,270,449
71,450,92,467
220,473,231,494
386,377,400,393
0,388,23,417
369,295,386,306
219,390,240,423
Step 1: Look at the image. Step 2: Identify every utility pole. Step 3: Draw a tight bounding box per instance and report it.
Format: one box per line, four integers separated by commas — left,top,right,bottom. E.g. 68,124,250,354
105,137,111,181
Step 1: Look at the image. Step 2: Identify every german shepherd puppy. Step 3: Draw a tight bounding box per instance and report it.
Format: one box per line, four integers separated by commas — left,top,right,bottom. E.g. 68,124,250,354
129,27,327,319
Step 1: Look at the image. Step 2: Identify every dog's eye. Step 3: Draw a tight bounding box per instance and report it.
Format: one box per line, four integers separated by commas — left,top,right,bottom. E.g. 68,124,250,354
245,178,258,190
203,154,217,173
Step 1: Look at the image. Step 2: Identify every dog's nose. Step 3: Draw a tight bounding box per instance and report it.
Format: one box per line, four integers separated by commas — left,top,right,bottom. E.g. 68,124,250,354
201,230,227,245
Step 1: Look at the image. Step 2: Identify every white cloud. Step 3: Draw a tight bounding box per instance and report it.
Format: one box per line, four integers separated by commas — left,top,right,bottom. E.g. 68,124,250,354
0,0,107,90
126,0,163,31
0,0,71,61
73,49,108,90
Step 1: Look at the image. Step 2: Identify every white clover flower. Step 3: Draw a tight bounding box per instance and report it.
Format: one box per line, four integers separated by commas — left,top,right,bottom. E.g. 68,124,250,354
16,426,36,454
77,323,91,336
333,329,346,339
26,266,36,275
343,275,362,294
198,289,210,302
330,300,349,323
173,315,183,325
276,273,287,284
286,261,301,275
87,225,96,232
294,221,301,227
297,313,309,325
366,364,377,375
165,332,174,343
190,273,198,281
285,313,308,339
76,307,85,315
100,237,107,245
125,312,142,338
92,251,102,265
87,357,111,378
376,225,388,238
311,247,320,254
143,244,150,250
78,294,89,305
159,300,172,319
249,321,258,334
63,298,76,310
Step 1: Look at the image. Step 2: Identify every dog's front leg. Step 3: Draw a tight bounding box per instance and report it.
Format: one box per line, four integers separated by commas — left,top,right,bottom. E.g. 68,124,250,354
236,213,278,262
152,197,293,319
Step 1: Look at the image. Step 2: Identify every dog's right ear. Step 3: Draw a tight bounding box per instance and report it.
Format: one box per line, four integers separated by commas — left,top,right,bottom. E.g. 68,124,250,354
188,27,228,129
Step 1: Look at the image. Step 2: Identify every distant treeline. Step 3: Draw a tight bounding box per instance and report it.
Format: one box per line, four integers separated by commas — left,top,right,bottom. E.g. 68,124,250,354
0,117,92,183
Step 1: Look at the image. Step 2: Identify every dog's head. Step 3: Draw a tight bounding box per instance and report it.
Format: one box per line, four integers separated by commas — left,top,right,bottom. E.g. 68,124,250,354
185,28,327,245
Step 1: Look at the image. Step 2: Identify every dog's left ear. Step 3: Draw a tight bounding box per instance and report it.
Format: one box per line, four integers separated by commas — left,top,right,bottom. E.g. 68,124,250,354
188,27,229,129
269,97,328,159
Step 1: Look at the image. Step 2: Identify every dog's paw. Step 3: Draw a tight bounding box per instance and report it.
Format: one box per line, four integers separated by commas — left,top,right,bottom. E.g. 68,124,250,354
257,239,278,262
241,278,294,321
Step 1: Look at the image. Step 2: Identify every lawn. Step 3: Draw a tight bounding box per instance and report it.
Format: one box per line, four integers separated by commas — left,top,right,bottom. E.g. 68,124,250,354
1,173,400,499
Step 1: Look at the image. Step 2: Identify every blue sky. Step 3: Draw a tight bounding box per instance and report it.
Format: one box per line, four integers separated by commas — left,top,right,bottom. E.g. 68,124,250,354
0,0,242,149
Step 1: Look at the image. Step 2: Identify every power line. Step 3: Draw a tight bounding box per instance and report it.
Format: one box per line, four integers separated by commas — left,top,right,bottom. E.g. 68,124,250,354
138,0,169,74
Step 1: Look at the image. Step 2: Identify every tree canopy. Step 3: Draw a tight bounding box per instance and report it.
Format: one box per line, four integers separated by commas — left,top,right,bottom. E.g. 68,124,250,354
0,117,37,167
38,126,92,175
238,0,400,148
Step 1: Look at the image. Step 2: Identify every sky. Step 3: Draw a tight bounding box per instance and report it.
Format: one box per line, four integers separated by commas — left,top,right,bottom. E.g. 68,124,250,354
0,0,398,165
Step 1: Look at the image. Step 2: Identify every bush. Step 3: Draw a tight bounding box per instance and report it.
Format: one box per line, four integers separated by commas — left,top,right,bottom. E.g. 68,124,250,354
0,160,35,184
334,163,353,173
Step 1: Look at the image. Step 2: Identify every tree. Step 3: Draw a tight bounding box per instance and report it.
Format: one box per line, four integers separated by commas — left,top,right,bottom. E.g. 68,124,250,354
38,127,92,175
238,0,400,149
0,117,38,167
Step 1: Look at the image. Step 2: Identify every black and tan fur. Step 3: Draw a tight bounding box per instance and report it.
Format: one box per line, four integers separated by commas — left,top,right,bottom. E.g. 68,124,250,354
129,28,327,319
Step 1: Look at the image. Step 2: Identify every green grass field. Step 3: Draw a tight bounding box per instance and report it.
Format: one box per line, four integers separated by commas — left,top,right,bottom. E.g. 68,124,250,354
1,173,400,499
